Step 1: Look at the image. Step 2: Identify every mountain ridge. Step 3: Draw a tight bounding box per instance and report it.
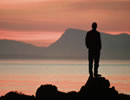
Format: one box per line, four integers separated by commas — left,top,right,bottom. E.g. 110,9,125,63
0,28,130,59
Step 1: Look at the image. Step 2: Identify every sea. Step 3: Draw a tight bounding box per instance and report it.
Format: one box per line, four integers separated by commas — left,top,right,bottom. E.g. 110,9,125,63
0,59,130,96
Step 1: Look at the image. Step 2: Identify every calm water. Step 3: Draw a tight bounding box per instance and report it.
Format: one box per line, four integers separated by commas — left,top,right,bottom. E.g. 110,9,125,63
0,59,130,96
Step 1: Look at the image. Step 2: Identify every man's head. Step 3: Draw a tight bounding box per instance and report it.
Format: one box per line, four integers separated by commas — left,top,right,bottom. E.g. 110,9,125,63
92,22,97,30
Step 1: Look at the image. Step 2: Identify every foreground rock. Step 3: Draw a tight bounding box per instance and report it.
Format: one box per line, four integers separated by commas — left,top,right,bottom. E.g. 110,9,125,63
0,77,130,100
0,92,34,100
79,77,119,100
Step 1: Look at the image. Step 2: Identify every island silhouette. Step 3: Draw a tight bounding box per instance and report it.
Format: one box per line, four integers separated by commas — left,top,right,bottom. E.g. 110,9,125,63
0,28,130,59
0,76,130,100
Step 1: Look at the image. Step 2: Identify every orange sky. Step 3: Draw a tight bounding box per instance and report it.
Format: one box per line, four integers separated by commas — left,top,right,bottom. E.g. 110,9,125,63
0,0,130,47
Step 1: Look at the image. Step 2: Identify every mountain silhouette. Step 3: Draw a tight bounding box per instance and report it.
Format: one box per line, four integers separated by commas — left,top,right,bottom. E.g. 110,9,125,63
0,40,48,59
47,28,87,58
0,28,130,59
48,28,130,59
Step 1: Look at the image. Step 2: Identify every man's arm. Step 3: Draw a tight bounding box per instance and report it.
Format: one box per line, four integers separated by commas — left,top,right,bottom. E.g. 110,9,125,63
85,32,89,49
99,33,102,50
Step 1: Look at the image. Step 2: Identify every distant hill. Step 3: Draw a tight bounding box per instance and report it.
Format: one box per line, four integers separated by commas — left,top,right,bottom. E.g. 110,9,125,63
0,40,47,59
47,28,130,59
0,28,130,59
47,28,87,58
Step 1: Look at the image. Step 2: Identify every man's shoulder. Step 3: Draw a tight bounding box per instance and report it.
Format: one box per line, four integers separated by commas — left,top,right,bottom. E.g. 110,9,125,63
87,30,92,34
87,30,100,35
96,30,100,33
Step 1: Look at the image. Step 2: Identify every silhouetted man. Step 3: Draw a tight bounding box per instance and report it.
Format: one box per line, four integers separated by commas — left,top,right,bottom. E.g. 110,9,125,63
85,22,102,77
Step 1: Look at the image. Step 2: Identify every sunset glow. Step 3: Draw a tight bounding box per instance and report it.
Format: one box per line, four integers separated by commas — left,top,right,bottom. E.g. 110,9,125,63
0,30,62,47
0,0,130,46
0,1,130,98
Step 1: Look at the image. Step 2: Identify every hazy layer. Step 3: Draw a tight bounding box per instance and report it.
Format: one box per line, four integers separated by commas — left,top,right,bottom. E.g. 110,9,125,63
0,60,130,96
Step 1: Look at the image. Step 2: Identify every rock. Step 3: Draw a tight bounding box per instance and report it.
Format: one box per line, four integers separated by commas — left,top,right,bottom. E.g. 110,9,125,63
79,76,119,100
0,91,34,100
36,84,66,100
1,76,130,100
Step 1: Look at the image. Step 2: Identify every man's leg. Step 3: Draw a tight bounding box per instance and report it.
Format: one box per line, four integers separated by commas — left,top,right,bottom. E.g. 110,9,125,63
94,51,101,77
88,50,94,77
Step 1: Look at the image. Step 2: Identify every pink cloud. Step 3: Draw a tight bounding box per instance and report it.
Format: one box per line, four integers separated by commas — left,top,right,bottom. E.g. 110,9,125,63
0,0,130,32
0,0,130,46
0,30,62,47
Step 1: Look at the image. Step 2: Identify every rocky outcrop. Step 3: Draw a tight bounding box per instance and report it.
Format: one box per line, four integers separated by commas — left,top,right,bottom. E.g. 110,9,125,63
0,76,130,100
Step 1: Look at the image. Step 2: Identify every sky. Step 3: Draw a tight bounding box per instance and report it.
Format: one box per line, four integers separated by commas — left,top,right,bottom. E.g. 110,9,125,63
0,0,130,47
